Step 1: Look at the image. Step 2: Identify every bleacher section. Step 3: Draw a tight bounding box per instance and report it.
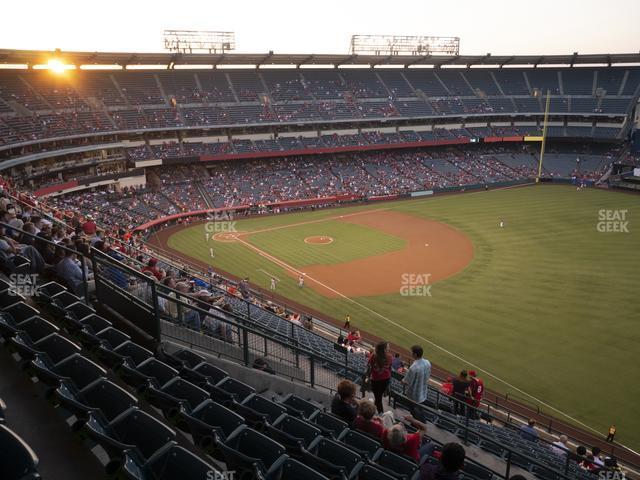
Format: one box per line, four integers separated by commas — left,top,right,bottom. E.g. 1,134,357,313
0,66,637,149
0,218,631,480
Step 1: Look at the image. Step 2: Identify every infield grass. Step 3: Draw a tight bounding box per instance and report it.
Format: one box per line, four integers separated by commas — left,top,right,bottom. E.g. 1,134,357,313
165,185,640,448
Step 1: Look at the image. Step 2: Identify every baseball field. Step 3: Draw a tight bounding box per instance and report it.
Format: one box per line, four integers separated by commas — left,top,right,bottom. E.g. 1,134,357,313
153,184,640,449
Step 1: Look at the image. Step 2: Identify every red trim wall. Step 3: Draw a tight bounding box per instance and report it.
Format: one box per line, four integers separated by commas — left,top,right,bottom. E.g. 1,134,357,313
200,137,471,162
133,195,360,231
34,180,79,197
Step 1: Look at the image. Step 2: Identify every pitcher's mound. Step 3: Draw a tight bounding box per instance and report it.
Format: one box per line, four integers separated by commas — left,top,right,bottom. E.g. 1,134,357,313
213,232,239,242
304,236,334,245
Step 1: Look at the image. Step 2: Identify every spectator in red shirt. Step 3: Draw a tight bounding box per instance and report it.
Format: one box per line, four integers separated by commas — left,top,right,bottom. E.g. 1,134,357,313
141,258,164,281
354,400,385,439
366,341,392,414
468,370,484,418
346,329,360,345
82,216,97,235
383,415,434,462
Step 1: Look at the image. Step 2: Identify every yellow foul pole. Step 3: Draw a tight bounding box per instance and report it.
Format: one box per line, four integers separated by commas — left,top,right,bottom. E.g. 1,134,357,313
536,90,551,183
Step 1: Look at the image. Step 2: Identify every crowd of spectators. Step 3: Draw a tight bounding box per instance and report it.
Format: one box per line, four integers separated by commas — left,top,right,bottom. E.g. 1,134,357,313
0,163,631,480
37,143,613,230
0,68,634,147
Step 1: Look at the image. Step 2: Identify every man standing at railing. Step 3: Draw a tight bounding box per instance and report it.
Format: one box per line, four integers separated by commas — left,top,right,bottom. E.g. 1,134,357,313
403,345,431,408
468,371,484,419
239,277,250,300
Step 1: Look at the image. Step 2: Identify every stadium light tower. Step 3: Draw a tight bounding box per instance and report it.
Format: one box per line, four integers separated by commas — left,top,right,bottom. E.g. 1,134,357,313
349,35,460,56
163,30,236,54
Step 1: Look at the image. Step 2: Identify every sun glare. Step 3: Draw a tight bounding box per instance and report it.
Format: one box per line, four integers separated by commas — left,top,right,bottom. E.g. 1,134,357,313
47,59,66,74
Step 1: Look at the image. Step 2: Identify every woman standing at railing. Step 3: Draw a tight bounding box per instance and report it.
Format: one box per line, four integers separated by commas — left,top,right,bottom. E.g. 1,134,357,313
366,341,392,414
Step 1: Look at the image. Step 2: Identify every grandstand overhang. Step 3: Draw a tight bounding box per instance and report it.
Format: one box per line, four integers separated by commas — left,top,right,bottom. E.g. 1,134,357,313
1,49,639,69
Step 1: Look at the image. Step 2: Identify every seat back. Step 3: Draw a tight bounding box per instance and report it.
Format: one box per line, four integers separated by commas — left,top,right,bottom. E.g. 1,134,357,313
339,428,382,458
51,291,81,308
81,379,139,422
136,358,179,387
375,450,418,478
65,302,95,321
279,458,330,480
275,415,322,447
34,333,81,363
194,362,229,384
17,316,59,342
231,426,287,469
3,301,38,322
79,314,112,333
359,464,397,480
55,354,107,390
314,437,362,472
216,377,255,402
111,409,176,461
0,424,40,480
191,400,244,438
97,327,131,350
0,289,23,309
145,445,217,480
173,349,206,369
310,411,348,438
462,461,495,480
36,281,66,300
241,394,287,424
113,341,154,366
281,394,319,418
0,312,19,339
162,378,210,411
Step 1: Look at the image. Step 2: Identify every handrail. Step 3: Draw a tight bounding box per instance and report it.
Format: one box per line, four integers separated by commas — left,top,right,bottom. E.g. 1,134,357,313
3,190,638,470
89,249,588,480
393,393,578,480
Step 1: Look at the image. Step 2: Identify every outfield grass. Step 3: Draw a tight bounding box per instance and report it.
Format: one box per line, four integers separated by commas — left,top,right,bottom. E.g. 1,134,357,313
166,185,640,448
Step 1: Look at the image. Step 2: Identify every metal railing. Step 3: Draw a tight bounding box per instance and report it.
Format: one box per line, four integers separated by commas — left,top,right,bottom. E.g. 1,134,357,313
88,252,589,480
3,193,638,471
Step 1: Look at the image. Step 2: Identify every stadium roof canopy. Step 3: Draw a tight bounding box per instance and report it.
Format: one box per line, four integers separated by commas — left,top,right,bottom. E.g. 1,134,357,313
1,49,640,68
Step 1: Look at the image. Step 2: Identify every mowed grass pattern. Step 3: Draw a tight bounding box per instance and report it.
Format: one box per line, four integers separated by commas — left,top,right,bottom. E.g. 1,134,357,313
166,185,640,448
246,221,406,267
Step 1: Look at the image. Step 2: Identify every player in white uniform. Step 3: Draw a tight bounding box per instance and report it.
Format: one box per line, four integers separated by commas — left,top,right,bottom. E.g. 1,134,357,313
298,275,304,288
270,277,277,290
205,232,210,242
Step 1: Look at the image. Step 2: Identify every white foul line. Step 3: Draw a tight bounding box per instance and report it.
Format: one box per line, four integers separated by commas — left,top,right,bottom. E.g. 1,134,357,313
236,207,389,237
233,233,636,452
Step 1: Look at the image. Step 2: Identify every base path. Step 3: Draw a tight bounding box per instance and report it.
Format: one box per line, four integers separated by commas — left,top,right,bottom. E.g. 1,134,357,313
249,210,474,298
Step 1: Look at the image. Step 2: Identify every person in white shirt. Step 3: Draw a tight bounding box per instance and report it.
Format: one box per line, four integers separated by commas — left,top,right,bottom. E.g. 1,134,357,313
552,435,569,456
403,345,431,405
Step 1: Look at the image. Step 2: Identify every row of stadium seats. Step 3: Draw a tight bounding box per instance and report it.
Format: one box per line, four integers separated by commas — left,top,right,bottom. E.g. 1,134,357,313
0,67,637,147
0,200,629,480
0,262,603,480
0,100,630,147
39,144,610,229
0,274,449,480
1,68,638,107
